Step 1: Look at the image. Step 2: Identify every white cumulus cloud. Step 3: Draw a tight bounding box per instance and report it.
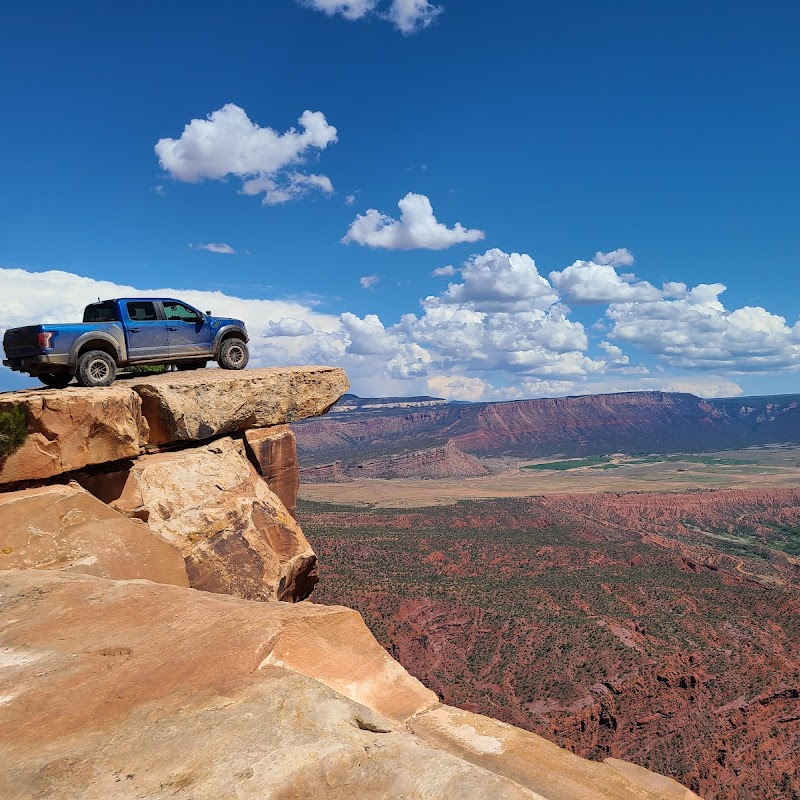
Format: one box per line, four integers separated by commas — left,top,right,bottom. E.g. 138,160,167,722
342,193,485,250
300,0,441,33
432,264,456,277
191,242,237,255
387,0,443,33
360,274,380,289
301,0,376,20
441,249,558,311
607,284,800,372
550,260,672,305
594,247,635,267
155,104,337,205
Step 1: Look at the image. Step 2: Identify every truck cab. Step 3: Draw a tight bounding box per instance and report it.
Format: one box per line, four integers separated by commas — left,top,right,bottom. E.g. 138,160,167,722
3,297,249,388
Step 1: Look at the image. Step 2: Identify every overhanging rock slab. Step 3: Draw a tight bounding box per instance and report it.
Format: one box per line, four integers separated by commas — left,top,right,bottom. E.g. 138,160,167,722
0,387,148,485
129,366,349,445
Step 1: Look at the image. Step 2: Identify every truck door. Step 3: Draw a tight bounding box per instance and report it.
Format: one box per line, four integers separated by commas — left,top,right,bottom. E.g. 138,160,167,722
123,300,169,362
161,301,213,358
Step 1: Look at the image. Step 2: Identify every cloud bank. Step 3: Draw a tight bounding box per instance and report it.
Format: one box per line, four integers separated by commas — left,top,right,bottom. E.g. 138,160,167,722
3,250,797,400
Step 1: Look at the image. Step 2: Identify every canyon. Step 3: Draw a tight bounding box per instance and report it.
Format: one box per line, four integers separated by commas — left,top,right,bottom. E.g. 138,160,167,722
0,370,700,800
302,488,800,800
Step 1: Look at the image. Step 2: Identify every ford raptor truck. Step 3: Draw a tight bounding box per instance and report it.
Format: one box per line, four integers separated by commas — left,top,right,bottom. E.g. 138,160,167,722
2,298,249,388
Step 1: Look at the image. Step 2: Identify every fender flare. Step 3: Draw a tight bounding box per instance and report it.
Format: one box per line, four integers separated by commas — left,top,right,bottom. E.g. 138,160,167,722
68,331,125,369
212,325,249,357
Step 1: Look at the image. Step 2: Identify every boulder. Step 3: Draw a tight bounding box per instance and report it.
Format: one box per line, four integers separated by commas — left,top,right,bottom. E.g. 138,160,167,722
244,425,299,517
0,387,147,485
0,484,187,586
129,366,349,445
0,570,698,800
79,437,317,601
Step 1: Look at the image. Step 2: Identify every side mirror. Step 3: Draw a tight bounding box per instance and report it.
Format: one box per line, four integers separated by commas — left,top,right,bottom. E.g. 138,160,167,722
205,310,212,316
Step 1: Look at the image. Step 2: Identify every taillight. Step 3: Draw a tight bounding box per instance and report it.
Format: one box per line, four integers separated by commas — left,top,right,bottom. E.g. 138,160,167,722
37,331,54,349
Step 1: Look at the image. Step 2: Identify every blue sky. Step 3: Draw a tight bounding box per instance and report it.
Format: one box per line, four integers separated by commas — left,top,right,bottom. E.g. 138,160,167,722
1,0,798,399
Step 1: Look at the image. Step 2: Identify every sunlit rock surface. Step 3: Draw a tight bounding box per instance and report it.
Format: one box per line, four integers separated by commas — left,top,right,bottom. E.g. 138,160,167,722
130,366,349,445
0,570,699,800
79,437,317,601
0,387,147,484
0,483,187,585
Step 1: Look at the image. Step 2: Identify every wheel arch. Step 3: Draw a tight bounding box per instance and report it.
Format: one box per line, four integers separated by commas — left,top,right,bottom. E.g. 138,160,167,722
213,325,249,358
69,333,123,368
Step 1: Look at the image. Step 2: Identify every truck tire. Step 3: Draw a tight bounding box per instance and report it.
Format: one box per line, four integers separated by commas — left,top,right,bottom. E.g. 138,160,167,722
218,338,249,370
76,350,117,387
38,373,72,389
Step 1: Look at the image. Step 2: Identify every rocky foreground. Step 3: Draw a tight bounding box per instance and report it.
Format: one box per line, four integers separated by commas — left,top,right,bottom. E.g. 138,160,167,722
0,369,699,799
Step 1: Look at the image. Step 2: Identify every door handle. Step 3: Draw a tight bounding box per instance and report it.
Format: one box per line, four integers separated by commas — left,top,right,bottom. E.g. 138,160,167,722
168,326,178,331
129,327,141,333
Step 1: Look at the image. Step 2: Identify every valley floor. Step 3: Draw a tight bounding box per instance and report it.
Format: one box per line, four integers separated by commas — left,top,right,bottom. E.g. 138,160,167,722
299,444,800,507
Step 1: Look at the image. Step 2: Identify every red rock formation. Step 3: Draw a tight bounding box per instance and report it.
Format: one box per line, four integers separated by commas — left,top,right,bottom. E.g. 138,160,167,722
296,391,800,462
300,460,354,483
302,488,800,800
245,425,300,517
302,441,489,481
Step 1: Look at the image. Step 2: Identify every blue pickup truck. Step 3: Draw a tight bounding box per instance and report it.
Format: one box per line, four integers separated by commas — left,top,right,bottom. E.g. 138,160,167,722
3,298,249,388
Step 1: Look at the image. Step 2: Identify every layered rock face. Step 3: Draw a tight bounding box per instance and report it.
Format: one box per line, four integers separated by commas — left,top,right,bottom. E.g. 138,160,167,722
0,569,698,800
0,387,147,484
301,440,489,481
245,424,300,516
296,389,800,462
0,369,348,600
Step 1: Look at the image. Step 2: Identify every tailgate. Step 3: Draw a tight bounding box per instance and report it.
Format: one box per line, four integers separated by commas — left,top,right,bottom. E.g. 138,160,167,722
3,326,43,359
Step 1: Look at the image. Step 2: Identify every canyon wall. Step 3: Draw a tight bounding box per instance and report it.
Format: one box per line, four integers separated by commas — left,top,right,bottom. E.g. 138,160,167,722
295,390,800,465
0,373,699,799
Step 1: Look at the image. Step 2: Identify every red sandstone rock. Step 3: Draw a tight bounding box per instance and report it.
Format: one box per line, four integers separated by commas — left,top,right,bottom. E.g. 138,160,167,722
79,437,317,601
0,387,147,485
244,425,299,516
0,483,187,586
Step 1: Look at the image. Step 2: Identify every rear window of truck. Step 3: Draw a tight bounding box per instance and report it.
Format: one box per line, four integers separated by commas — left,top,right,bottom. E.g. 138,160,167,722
83,302,119,323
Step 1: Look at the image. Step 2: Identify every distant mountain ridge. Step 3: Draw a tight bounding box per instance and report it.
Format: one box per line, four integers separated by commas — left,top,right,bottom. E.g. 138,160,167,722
295,390,800,465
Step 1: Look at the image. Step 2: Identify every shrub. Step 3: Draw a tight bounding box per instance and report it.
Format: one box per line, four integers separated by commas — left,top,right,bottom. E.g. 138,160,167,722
126,365,167,374
0,406,28,459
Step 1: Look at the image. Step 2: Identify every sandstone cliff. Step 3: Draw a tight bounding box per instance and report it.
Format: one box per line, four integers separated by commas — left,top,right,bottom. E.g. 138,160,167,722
0,371,700,800
295,390,800,463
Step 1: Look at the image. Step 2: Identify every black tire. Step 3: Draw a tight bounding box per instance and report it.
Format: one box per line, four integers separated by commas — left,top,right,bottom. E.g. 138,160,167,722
38,373,72,389
176,360,208,371
76,350,117,387
218,338,249,370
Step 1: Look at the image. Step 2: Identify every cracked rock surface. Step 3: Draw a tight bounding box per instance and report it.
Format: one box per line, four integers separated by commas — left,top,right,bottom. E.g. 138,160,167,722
79,438,317,602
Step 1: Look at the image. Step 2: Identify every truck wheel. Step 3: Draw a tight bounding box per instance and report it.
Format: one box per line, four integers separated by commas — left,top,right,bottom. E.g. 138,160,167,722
218,339,249,370
76,350,117,387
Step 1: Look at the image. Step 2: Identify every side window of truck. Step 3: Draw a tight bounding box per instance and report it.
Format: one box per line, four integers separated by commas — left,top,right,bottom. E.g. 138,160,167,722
126,301,158,322
83,302,119,323
163,302,201,323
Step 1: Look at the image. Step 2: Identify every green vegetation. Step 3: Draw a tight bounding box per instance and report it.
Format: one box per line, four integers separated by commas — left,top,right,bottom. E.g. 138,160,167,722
521,453,757,472
0,406,28,459
126,364,167,374
591,454,754,470
521,456,611,471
